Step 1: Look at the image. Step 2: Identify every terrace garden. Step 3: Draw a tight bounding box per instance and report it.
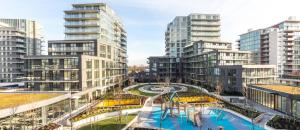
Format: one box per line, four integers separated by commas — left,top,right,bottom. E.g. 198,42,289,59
0,93,62,109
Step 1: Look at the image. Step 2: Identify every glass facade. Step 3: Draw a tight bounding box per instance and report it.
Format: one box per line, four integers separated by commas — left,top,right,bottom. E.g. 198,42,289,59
248,86,300,118
0,99,71,130
24,57,80,91
239,30,261,64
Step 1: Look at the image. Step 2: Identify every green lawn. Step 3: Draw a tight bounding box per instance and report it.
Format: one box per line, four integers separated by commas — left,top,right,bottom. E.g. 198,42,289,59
77,114,137,130
128,86,157,97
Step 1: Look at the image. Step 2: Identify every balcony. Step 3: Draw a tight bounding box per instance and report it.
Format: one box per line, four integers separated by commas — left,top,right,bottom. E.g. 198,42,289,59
64,14,100,20
64,22,100,27
284,38,294,41
28,65,79,70
65,29,100,34
49,47,93,52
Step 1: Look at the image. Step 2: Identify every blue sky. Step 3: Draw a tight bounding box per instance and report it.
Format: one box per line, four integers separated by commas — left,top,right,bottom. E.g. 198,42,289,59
0,0,300,65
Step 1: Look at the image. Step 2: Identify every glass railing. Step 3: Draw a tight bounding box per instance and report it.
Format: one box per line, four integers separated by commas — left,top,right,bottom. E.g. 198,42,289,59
31,65,79,69
65,14,99,19
65,21,99,26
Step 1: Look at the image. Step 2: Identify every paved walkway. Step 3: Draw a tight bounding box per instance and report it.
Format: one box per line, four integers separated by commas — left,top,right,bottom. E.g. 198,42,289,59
246,100,284,116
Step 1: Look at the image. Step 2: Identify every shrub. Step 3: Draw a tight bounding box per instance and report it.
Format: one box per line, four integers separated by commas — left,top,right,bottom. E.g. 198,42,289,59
267,115,300,130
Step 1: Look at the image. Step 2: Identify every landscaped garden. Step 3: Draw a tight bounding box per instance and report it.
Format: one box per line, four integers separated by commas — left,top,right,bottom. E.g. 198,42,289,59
71,93,144,122
77,114,137,130
267,115,300,130
70,105,142,122
127,85,158,96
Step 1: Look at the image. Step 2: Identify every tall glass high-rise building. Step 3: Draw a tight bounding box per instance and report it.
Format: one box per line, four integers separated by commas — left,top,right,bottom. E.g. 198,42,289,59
64,3,127,86
165,13,220,57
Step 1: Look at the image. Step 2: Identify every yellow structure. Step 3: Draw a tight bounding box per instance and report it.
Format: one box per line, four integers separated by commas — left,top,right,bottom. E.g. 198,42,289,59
173,96,217,103
98,99,141,107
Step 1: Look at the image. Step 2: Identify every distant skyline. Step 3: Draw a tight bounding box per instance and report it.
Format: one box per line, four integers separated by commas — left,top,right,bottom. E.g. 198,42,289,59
0,0,300,65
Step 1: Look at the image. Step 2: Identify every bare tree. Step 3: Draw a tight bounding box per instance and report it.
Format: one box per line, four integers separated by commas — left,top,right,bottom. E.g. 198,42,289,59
9,105,18,130
216,82,223,96
242,83,248,107
156,75,161,83
177,78,182,84
129,77,135,86
164,77,170,88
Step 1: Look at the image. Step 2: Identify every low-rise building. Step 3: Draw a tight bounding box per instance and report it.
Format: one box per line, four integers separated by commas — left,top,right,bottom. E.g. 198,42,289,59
219,65,277,93
247,84,300,118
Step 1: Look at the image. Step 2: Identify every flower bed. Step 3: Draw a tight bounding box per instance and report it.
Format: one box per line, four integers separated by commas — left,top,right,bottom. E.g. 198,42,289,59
70,105,142,122
38,123,61,130
267,115,300,130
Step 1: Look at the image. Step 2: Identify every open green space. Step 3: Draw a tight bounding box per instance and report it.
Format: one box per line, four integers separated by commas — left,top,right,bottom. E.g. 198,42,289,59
127,85,158,97
77,114,137,130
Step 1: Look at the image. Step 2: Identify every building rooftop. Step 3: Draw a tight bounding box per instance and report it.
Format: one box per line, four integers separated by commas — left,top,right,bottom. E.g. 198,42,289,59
252,84,300,95
0,93,62,109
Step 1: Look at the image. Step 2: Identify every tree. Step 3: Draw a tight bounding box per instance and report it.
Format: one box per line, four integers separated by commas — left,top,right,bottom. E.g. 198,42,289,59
164,77,170,88
156,75,161,83
242,83,248,107
177,78,182,84
9,105,18,130
216,82,223,96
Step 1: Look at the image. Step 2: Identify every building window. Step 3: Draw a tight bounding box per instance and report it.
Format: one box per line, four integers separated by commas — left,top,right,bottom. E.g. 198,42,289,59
86,60,92,69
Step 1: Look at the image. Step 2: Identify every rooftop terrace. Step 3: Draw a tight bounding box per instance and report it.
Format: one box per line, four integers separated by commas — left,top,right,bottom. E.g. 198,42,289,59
0,93,62,109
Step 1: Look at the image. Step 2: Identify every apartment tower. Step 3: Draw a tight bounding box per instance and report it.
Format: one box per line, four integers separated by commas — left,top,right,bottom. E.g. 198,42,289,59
165,14,220,57
239,17,300,86
0,19,43,82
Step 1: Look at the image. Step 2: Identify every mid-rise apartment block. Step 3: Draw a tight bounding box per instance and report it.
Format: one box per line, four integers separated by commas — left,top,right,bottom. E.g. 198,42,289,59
165,14,220,57
183,40,275,93
149,13,277,94
238,17,300,86
149,39,277,93
24,3,127,93
0,19,43,82
148,56,181,82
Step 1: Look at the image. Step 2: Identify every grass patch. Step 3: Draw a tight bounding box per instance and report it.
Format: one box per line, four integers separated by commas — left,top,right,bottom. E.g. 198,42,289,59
0,93,61,109
127,85,157,97
77,114,137,130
